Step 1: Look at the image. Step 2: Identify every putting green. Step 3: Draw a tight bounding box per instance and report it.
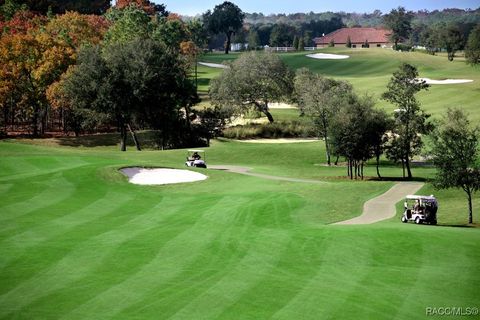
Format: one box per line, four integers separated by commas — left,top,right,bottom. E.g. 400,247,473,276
0,140,479,319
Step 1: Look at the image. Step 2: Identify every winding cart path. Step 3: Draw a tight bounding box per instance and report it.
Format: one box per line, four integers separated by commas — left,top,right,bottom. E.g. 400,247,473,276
334,182,424,225
210,165,423,224
209,165,327,184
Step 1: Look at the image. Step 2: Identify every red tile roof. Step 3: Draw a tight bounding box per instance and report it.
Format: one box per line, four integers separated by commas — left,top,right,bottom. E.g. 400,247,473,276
314,27,391,45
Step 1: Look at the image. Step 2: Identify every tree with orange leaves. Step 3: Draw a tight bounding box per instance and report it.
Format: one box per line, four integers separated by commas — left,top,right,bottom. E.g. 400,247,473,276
0,10,109,136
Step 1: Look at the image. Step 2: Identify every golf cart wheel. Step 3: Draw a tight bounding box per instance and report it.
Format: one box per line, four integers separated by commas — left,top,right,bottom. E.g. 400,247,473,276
415,217,422,224
401,216,408,223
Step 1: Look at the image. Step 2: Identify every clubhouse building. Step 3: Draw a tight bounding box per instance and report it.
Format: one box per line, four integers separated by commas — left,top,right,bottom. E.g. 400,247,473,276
314,27,392,48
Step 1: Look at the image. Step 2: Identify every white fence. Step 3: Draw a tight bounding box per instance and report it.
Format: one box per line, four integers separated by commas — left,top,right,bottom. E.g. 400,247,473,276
264,46,318,52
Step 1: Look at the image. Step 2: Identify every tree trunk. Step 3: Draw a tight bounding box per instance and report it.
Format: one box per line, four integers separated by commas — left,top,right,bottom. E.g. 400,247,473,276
467,188,473,224
401,159,405,179
32,107,39,137
334,155,339,166
127,123,141,151
405,156,412,179
361,162,364,180
261,102,274,123
225,31,232,54
120,124,127,152
376,153,381,179
322,119,331,166
325,139,331,166
350,160,353,179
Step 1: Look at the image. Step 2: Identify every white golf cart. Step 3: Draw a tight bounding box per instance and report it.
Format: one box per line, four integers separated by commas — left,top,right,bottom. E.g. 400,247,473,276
185,150,207,168
401,195,438,225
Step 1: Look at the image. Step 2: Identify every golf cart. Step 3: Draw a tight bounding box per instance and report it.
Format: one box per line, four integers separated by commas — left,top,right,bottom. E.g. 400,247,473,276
185,150,207,168
401,195,438,225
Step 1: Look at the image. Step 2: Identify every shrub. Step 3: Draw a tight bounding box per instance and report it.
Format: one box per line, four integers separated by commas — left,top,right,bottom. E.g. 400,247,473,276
393,43,412,52
222,121,316,139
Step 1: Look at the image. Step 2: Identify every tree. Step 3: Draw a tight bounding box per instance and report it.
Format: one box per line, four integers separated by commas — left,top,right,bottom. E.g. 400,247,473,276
384,6,413,48
247,29,260,50
346,35,352,48
203,1,244,54
431,108,480,224
0,29,74,136
0,0,27,20
382,63,431,179
196,107,231,146
465,24,480,65
104,5,152,45
293,35,299,50
269,23,294,47
294,68,353,165
298,37,305,51
330,95,385,179
4,0,110,14
153,14,189,50
45,11,109,51
441,23,464,61
210,52,293,123
63,39,196,151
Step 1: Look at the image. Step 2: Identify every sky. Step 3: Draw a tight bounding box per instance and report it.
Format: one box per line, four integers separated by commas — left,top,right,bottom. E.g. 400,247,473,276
157,0,479,16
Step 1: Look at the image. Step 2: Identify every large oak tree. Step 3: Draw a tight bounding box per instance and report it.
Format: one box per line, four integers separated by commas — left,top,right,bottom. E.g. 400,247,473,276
203,1,244,54
209,51,293,123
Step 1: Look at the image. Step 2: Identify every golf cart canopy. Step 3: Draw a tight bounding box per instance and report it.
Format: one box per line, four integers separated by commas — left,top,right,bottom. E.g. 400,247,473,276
406,195,436,201
187,150,205,153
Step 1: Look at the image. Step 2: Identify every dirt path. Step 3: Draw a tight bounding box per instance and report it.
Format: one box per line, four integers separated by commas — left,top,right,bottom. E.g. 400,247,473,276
209,165,326,184
334,182,424,225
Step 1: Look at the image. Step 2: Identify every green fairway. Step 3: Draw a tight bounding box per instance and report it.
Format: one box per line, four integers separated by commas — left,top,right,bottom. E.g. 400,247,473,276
1,140,479,319
200,48,480,123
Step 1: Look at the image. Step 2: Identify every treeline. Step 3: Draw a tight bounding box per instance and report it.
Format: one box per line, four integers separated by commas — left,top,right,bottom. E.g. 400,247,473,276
242,8,480,29
205,7,480,57
0,0,221,150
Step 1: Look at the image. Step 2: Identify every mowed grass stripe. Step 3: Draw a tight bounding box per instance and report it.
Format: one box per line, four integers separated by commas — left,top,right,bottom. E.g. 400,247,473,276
0,194,212,317
169,230,291,320
0,156,89,181
0,191,135,269
60,196,251,319
0,173,75,223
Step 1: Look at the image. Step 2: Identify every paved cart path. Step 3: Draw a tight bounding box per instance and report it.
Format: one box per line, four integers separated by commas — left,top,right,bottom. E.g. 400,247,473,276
334,182,424,225
209,165,327,184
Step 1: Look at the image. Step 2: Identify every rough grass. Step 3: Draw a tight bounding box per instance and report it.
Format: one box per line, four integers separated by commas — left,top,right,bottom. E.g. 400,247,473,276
0,139,479,319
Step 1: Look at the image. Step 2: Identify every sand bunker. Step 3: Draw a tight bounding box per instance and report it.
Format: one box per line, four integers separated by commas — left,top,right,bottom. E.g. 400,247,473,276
306,53,350,60
121,167,207,185
268,102,297,109
418,78,473,85
198,62,228,69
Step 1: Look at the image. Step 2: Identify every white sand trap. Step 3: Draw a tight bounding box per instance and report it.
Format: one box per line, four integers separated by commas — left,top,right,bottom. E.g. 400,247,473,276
418,77,473,84
237,138,318,144
198,62,228,69
268,102,297,109
306,53,350,60
121,167,207,185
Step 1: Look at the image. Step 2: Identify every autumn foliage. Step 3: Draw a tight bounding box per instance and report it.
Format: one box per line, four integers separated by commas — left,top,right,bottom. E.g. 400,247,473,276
0,1,202,143
115,0,156,15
